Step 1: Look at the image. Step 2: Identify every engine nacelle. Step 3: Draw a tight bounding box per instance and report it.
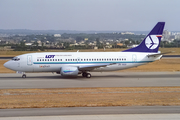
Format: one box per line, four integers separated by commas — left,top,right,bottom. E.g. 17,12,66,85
60,66,79,76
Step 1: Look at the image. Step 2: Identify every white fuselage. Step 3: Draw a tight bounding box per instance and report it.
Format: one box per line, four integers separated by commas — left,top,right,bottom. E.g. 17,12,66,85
5,52,161,72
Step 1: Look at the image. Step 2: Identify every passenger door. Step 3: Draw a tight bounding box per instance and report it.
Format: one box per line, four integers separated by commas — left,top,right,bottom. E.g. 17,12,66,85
27,55,33,65
132,54,137,62
26,55,34,72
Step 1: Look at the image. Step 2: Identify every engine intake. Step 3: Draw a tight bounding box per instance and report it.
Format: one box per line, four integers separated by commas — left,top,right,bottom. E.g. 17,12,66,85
60,66,79,76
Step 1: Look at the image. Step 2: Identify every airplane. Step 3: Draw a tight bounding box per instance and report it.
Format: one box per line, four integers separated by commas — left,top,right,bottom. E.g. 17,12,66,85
4,22,165,78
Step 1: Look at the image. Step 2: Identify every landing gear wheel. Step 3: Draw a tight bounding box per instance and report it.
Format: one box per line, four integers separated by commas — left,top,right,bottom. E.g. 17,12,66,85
86,73,91,78
22,74,26,78
82,72,87,77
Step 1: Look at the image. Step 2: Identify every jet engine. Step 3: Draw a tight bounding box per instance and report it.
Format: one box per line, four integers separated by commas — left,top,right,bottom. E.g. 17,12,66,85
60,66,79,76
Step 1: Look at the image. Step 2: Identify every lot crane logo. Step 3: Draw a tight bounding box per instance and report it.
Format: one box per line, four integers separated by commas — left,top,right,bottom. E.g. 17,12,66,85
145,35,162,49
45,55,55,58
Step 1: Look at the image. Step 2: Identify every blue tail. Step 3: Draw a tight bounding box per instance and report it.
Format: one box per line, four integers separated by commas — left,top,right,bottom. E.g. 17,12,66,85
123,22,165,53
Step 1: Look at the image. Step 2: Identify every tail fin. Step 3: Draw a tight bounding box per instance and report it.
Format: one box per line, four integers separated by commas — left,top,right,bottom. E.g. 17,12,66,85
123,22,165,53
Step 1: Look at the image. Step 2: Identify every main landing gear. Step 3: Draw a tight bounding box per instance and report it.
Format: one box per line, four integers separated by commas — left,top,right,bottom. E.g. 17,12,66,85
22,74,26,78
82,72,91,78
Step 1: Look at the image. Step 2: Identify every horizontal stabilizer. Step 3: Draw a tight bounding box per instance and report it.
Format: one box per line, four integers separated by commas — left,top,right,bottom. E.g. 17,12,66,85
147,51,174,57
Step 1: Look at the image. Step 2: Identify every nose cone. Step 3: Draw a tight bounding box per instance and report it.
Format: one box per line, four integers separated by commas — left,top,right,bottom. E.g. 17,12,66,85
4,61,11,69
4,61,17,71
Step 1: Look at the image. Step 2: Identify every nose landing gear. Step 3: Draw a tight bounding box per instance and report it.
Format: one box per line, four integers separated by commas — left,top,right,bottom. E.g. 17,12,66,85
22,74,26,78
17,71,26,78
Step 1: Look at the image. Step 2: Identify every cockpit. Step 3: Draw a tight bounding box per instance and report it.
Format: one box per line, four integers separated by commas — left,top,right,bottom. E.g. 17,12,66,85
12,57,20,61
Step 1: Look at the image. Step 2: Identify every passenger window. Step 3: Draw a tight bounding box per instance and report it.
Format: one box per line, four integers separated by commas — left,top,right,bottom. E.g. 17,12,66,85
40,59,41,61
37,59,39,61
55,59,57,61
42,59,44,61
50,59,52,61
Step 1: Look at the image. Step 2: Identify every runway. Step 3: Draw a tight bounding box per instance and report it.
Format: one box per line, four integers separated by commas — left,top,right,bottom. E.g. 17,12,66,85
0,72,180,89
0,106,180,117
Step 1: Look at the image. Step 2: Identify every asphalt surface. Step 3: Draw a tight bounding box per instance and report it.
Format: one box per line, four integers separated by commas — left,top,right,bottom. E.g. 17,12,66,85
0,72,180,89
0,106,180,117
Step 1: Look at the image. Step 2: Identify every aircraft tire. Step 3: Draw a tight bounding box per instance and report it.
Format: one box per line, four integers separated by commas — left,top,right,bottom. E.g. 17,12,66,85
22,74,26,78
86,73,91,78
82,72,87,77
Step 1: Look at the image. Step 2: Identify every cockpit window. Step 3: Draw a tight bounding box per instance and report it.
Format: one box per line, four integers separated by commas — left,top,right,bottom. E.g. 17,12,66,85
12,57,20,61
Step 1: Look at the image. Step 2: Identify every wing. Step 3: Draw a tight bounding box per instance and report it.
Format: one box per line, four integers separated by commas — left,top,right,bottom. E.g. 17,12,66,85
78,63,115,71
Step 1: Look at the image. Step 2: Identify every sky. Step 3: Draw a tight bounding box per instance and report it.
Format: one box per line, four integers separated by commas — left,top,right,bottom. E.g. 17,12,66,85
0,0,180,31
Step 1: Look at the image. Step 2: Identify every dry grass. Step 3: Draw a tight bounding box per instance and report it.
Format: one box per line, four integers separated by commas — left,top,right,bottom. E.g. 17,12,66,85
0,48,180,57
159,48,180,55
0,87,180,109
120,58,180,72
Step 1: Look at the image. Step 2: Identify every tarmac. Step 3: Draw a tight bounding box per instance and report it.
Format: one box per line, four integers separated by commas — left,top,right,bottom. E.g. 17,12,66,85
1,106,180,117
0,72,180,89
1,114,180,120
0,106,180,119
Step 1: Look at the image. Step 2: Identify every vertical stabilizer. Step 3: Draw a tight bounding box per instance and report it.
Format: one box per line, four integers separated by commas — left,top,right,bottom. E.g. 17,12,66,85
123,22,165,53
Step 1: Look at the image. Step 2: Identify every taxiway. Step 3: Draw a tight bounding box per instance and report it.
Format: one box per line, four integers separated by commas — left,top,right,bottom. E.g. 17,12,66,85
0,106,180,117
